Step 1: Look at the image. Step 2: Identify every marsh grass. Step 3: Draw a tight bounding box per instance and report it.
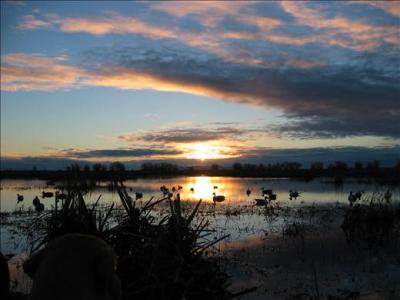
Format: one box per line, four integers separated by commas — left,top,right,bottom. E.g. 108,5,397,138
23,180,254,300
341,193,400,252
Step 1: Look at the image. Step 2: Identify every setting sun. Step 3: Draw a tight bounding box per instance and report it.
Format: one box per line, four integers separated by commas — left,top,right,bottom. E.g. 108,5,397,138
190,143,215,160
185,143,229,160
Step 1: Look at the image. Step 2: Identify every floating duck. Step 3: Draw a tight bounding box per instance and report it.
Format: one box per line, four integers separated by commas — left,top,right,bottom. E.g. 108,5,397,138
213,193,225,203
42,191,54,198
17,194,24,203
246,188,251,197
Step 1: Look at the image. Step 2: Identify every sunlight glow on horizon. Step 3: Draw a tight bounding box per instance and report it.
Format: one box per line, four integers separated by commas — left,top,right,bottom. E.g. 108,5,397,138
184,143,237,161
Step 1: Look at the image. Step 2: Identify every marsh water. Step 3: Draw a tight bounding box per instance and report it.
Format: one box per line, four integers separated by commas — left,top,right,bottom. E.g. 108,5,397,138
2,177,400,299
1,177,398,252
1,176,397,211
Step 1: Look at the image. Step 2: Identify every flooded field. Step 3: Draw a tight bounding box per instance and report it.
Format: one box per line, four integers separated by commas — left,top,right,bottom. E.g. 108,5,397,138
1,177,399,299
1,177,398,249
1,177,398,211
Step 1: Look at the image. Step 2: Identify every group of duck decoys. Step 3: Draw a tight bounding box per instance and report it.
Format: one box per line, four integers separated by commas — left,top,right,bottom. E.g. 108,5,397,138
159,185,182,198
252,188,300,206
17,185,394,211
347,189,392,206
347,191,363,206
159,185,226,203
16,190,67,213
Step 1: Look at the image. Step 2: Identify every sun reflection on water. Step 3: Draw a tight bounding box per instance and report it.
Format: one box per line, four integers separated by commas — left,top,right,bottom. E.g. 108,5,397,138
192,176,214,200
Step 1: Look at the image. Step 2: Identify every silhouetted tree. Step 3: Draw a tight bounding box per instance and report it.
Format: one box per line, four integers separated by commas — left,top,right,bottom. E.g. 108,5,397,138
211,164,219,171
141,163,178,174
232,162,243,171
92,163,107,174
334,161,348,171
370,160,380,169
311,162,323,170
354,162,363,171
109,162,125,172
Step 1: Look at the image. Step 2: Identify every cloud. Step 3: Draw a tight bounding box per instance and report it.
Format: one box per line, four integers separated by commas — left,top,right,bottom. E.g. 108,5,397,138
17,2,399,56
350,1,400,17
1,53,87,91
270,116,400,139
279,2,400,50
15,1,399,74
119,127,249,144
18,13,176,38
58,15,175,39
18,15,52,29
2,47,399,139
17,12,283,66
151,1,248,27
57,148,183,159
2,145,399,170
4,1,400,139
83,46,399,137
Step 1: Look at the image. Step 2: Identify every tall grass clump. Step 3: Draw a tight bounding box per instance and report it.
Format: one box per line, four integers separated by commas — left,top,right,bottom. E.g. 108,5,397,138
341,192,400,251
26,180,250,300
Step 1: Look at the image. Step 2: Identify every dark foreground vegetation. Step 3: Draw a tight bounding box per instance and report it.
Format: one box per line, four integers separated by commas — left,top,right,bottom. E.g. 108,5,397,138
2,181,400,299
1,165,399,299
5,179,254,300
2,160,399,184
342,193,400,251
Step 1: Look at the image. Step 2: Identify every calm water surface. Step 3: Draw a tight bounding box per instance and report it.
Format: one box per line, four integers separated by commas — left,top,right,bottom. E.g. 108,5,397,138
0,176,397,212
2,177,399,298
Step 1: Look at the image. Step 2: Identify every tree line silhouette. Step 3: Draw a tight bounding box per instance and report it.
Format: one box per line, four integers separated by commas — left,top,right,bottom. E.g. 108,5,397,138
1,160,399,184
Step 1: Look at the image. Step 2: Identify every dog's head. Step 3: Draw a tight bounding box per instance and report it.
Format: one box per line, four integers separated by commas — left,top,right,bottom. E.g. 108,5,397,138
23,234,121,300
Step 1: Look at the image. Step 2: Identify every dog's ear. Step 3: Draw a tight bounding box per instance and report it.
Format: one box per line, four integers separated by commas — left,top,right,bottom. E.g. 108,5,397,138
23,249,47,278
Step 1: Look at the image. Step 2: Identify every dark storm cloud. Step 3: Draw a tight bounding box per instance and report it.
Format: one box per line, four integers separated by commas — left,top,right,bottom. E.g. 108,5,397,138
63,148,182,158
119,127,248,144
270,115,400,139
85,45,400,139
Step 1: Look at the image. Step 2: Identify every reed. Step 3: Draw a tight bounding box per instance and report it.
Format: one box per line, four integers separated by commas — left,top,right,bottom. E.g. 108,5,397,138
25,180,251,300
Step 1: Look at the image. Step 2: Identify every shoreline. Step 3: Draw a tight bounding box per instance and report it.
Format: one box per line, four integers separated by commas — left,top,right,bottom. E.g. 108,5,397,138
1,169,399,184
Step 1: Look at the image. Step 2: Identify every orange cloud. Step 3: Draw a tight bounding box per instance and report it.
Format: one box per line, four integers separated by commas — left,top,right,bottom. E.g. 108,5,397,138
350,1,400,17
57,15,176,39
1,53,87,91
18,13,176,39
17,2,399,57
18,15,52,30
0,55,226,97
151,1,248,27
237,15,283,30
83,66,252,103
280,2,400,50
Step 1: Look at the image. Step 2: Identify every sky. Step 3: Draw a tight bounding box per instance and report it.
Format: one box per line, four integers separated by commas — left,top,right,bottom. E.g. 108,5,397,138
1,1,399,169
